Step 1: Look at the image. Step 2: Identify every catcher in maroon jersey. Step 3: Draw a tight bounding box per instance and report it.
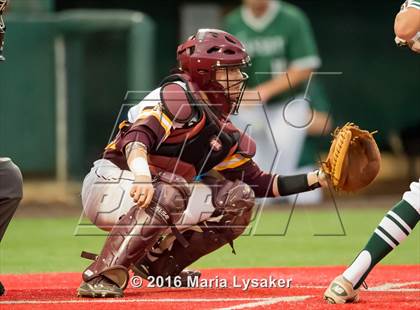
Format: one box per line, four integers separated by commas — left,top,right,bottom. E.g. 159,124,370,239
78,29,329,298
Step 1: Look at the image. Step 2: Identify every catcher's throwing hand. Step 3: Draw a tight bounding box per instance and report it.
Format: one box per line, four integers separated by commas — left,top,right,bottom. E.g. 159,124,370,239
321,122,381,192
130,175,154,208
317,169,330,188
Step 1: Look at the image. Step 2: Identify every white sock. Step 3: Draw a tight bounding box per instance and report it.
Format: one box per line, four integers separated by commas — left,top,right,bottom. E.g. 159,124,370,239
342,250,372,287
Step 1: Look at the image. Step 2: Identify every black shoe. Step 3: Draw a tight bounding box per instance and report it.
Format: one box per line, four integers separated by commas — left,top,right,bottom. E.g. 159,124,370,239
175,269,202,287
132,258,201,287
77,275,123,298
0,281,4,296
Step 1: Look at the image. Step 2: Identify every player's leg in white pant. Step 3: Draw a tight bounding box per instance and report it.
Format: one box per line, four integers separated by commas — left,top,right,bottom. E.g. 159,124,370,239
81,159,136,231
402,180,420,213
177,183,215,227
325,180,420,303
82,160,219,231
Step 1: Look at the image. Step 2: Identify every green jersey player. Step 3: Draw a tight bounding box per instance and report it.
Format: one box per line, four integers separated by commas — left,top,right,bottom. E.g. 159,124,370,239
224,0,331,204
324,0,420,304
224,0,320,104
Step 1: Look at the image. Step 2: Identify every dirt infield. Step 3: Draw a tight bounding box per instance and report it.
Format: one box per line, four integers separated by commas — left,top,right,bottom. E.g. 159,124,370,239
0,265,419,309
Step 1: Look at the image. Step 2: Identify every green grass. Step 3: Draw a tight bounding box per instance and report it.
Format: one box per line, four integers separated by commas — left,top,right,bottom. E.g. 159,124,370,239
0,206,418,274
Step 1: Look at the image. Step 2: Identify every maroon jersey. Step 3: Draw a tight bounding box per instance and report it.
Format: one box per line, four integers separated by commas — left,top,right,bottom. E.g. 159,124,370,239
103,74,277,197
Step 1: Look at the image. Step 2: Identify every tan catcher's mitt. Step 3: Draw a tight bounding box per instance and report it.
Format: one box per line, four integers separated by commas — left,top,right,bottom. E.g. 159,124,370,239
321,122,381,192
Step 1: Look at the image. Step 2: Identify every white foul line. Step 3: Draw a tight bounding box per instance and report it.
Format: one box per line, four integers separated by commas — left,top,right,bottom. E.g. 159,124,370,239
368,282,420,291
215,296,312,310
1,282,417,306
294,282,420,292
0,297,306,305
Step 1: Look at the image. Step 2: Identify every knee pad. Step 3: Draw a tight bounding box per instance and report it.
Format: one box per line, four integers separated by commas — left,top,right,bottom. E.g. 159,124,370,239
212,180,255,218
208,180,254,238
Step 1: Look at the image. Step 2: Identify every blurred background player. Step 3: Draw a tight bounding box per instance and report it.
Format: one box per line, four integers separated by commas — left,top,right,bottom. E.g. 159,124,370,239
224,0,332,204
324,0,420,304
0,0,23,296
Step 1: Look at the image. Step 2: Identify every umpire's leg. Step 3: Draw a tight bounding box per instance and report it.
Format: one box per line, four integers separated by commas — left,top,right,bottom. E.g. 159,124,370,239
0,158,22,242
0,158,22,295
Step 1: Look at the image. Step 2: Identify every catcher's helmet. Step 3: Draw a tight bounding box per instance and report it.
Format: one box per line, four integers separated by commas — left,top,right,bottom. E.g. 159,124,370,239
177,29,251,115
0,0,8,61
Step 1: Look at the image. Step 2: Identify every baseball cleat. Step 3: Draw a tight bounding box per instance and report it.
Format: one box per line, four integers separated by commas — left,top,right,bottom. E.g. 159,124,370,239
176,269,202,287
324,275,360,304
77,275,123,298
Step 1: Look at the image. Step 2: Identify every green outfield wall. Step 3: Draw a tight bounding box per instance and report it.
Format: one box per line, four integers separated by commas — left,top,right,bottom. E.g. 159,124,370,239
0,0,418,177
0,10,155,177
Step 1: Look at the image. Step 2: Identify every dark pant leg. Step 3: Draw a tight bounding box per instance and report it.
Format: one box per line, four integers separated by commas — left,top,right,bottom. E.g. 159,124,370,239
143,179,255,277
0,158,23,242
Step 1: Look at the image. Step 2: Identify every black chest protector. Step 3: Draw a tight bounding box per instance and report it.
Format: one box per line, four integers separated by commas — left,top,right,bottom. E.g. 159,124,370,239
149,74,240,175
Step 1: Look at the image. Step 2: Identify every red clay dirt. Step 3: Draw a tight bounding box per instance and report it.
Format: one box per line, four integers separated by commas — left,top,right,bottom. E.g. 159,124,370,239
0,265,419,309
